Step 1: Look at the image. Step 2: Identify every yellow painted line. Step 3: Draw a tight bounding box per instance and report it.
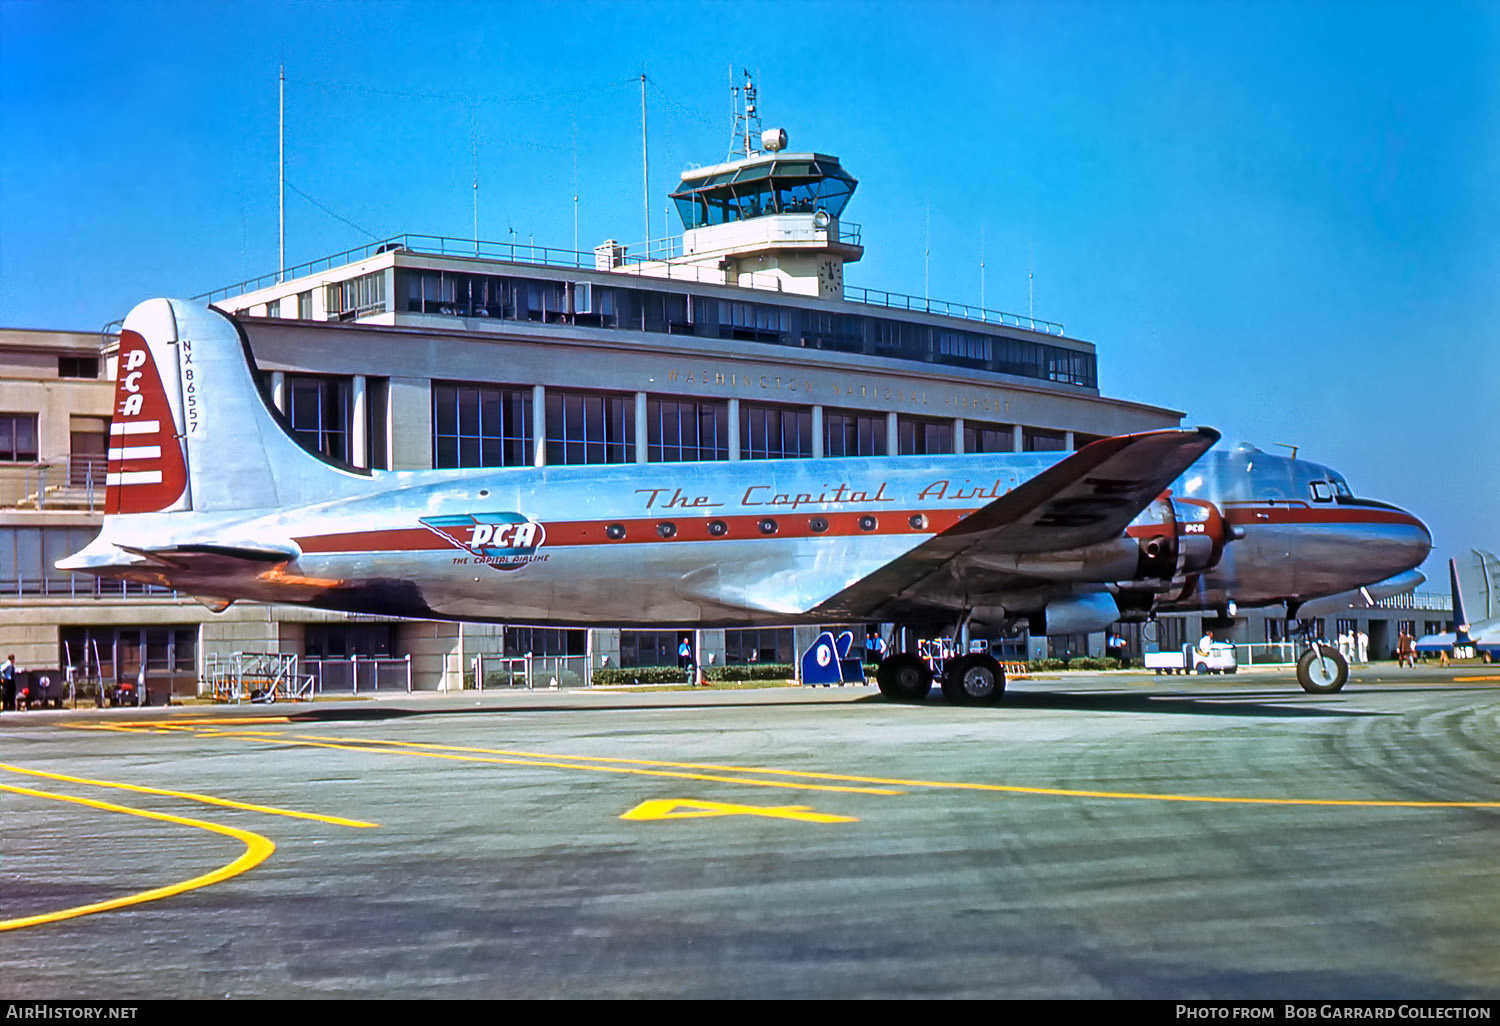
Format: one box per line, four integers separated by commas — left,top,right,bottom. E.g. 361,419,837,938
110,723,1500,811
71,717,294,727
1455,675,1500,682
0,763,376,828
264,734,900,795
0,782,274,932
287,733,912,788
621,799,857,823
277,733,1500,809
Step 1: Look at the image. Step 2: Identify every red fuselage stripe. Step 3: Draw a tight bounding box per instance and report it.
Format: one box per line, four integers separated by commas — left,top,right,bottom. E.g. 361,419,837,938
292,504,1419,556
296,509,968,553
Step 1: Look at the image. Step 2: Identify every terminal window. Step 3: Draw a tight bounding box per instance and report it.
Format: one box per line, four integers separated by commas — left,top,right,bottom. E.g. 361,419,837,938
285,376,351,463
646,398,728,462
434,383,533,468
545,391,634,465
740,403,812,460
57,356,100,379
619,630,682,667
898,415,954,456
964,422,1015,453
724,628,795,665
1022,427,1068,452
0,413,38,462
824,410,886,457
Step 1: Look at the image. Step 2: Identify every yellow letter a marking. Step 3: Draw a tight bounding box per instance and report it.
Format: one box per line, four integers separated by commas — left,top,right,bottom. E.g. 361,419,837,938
621,799,856,824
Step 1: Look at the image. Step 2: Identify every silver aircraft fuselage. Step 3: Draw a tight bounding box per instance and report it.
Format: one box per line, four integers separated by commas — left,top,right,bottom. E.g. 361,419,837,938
60,299,1432,634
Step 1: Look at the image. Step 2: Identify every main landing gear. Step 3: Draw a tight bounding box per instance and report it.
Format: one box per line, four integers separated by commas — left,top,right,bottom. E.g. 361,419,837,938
874,625,1007,706
875,653,932,702
1289,618,1349,693
940,653,1005,705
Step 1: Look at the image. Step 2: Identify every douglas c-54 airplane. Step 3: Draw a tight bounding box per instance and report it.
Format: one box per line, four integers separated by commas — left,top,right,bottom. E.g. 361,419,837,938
61,299,1432,704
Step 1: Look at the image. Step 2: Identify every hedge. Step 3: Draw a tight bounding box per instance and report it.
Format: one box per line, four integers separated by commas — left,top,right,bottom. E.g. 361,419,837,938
591,664,802,687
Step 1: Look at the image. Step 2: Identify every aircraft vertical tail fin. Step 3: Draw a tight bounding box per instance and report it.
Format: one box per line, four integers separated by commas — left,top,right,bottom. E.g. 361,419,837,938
106,301,193,514
108,298,368,517
1450,558,1473,645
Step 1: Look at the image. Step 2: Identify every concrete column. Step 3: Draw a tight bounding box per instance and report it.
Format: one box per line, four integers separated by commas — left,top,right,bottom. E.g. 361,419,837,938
350,374,368,468
387,376,431,470
1066,430,1076,451
271,372,286,413
400,620,463,691
727,397,741,461
1013,424,1024,452
811,405,824,457
634,392,648,463
592,628,622,670
532,384,546,467
953,417,965,454
886,411,899,456
699,629,726,669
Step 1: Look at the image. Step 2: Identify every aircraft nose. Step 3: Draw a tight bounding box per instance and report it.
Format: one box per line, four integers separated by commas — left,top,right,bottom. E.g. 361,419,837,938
1385,508,1433,575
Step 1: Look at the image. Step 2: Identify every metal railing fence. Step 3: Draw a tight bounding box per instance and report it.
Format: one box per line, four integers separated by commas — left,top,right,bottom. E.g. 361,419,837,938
192,229,1065,336
302,655,413,694
1,456,105,512
471,653,591,690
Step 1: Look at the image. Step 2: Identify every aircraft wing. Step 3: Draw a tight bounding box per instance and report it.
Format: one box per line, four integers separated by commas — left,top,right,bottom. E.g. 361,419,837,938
813,427,1220,620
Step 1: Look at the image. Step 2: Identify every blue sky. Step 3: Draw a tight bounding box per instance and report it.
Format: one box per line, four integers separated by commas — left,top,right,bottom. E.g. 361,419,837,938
2,0,1496,586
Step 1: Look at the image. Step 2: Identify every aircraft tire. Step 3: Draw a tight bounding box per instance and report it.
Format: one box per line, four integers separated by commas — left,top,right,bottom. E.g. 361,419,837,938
876,654,932,702
1296,644,1349,693
940,654,1005,706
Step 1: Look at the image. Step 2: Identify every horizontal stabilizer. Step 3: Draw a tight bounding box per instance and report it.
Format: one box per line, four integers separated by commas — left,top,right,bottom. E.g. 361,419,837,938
115,542,301,570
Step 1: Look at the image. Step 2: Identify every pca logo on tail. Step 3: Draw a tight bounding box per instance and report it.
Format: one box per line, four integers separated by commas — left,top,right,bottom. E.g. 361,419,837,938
420,513,548,571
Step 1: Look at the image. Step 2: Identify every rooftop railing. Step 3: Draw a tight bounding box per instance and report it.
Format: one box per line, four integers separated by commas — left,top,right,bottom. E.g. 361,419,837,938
1374,591,1452,612
193,230,1066,337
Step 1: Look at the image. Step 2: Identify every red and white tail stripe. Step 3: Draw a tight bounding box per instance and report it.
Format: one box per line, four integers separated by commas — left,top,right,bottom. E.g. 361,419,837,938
105,328,188,514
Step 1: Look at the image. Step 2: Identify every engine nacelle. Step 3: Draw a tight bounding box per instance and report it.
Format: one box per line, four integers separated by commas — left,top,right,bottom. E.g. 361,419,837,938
1028,592,1121,636
1129,497,1228,583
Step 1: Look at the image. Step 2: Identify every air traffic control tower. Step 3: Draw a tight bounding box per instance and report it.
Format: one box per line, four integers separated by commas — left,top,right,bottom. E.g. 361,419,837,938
603,128,865,301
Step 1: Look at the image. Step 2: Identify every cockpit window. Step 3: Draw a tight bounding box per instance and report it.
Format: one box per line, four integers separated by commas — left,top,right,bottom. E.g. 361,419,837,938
1330,475,1353,499
1309,481,1333,503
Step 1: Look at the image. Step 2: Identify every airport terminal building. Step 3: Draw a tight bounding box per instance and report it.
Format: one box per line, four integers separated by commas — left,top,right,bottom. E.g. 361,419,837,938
0,138,1446,696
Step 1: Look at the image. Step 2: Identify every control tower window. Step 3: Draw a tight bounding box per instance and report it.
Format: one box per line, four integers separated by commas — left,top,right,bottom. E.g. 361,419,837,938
671,156,858,230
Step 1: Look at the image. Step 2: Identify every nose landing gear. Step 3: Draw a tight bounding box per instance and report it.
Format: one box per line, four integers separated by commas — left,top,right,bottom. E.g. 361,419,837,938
1289,618,1349,693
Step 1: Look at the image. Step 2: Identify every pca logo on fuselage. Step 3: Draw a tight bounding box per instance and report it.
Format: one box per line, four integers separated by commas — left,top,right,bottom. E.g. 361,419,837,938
420,513,548,571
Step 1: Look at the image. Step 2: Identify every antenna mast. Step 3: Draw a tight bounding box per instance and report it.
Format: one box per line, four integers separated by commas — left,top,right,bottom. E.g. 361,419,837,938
641,72,650,255
728,68,762,158
278,64,285,282
470,100,479,255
